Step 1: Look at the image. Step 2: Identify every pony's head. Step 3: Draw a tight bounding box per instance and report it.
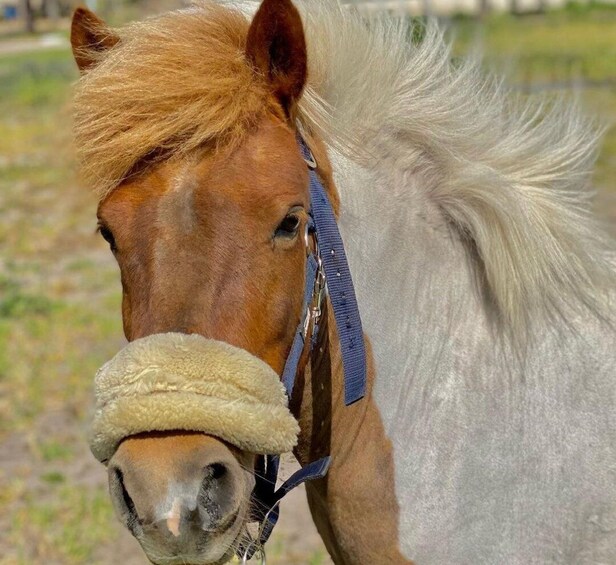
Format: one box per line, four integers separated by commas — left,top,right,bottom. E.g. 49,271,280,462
71,1,331,562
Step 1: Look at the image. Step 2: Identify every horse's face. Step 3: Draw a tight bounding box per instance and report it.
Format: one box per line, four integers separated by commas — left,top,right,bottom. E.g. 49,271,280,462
97,115,308,563
72,0,314,562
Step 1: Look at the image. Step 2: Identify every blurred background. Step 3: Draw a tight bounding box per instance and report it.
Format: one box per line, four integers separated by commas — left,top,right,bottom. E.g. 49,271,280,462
0,0,614,563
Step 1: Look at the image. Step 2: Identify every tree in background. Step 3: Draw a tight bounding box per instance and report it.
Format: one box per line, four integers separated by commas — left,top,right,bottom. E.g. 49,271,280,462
479,0,490,18
42,0,61,21
21,0,35,33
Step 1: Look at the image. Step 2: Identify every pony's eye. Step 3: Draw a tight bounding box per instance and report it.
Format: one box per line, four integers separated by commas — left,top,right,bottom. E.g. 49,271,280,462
98,224,117,252
275,214,301,239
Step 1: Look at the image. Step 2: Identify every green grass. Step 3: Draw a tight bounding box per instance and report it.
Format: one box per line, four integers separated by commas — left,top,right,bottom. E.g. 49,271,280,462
451,9,616,83
5,483,116,564
0,48,75,111
0,276,58,318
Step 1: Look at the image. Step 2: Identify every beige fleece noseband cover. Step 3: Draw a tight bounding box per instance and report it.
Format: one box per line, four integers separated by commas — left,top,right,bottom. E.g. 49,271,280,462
89,333,300,462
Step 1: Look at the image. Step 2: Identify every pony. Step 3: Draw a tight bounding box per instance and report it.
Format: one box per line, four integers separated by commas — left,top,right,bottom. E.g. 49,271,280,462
70,0,616,563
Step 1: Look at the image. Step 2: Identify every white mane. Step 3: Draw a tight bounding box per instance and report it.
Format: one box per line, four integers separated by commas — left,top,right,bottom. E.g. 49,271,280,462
296,2,615,335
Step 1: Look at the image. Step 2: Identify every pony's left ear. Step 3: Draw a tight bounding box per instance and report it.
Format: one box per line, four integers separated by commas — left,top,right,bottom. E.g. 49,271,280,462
245,0,307,115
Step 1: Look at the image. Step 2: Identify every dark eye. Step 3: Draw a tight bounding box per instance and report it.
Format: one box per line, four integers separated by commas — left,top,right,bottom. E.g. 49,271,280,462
274,214,300,239
98,224,117,252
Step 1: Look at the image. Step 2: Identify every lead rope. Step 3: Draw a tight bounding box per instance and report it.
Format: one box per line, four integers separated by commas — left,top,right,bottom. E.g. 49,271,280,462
239,129,366,561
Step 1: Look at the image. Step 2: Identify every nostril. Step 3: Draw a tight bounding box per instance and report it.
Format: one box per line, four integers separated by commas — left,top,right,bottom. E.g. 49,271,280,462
109,467,140,534
207,462,227,481
198,462,234,527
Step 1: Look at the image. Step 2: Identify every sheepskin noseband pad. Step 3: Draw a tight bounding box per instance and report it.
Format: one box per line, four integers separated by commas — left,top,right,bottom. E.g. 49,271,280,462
89,333,300,463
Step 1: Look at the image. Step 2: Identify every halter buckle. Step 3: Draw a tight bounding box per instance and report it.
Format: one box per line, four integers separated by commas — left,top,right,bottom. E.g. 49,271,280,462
302,224,326,339
302,259,325,339
312,258,326,323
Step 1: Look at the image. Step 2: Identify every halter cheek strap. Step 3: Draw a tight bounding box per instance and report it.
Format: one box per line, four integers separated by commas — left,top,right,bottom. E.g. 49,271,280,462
241,132,367,560
283,138,367,405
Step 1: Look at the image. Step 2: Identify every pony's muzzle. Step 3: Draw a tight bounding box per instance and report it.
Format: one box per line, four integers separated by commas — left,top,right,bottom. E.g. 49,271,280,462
89,333,300,562
107,432,254,564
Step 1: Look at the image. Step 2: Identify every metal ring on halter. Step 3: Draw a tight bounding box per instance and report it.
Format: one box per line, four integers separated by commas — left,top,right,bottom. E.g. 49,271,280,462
240,500,281,564
304,220,318,258
302,147,317,170
241,546,266,564
304,221,311,256
296,120,318,170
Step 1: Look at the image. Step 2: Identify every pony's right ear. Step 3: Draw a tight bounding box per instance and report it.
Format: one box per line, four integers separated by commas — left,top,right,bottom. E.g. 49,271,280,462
245,0,306,116
70,7,119,73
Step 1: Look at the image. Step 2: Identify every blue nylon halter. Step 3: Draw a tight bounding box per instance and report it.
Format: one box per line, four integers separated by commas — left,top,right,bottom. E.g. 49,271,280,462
300,139,367,406
241,132,367,559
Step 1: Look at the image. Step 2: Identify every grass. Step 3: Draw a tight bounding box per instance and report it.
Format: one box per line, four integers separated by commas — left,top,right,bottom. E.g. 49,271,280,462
4,483,116,564
0,44,128,564
451,8,616,82
0,6,614,564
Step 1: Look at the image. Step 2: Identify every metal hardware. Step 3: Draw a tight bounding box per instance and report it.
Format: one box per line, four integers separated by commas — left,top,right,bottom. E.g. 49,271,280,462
311,257,326,326
301,226,327,339
301,259,326,339
303,221,312,257
241,547,266,564
302,148,317,170
240,501,281,564
302,307,312,339
296,120,318,170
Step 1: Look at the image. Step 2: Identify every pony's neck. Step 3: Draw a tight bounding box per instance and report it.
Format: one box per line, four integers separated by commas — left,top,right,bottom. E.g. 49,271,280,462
291,292,412,564
286,145,424,563
292,151,494,565
324,152,616,564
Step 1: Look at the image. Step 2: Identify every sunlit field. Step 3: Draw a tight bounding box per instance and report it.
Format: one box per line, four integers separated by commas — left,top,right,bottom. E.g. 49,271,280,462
1,4,614,563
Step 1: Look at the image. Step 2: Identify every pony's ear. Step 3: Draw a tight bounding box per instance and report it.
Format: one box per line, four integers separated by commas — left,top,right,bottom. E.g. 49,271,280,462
245,0,307,115
70,7,119,73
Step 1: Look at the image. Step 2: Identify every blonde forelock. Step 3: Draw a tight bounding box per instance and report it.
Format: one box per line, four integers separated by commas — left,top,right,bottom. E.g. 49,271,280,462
73,2,271,199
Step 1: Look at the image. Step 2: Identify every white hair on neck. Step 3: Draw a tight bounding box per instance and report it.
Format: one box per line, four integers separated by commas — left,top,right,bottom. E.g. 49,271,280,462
295,2,615,335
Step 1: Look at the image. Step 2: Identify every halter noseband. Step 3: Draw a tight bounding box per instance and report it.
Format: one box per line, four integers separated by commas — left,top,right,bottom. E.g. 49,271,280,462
241,128,367,560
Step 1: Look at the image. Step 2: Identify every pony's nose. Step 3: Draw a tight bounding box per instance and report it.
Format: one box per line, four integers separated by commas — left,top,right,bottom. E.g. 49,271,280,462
106,433,247,541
